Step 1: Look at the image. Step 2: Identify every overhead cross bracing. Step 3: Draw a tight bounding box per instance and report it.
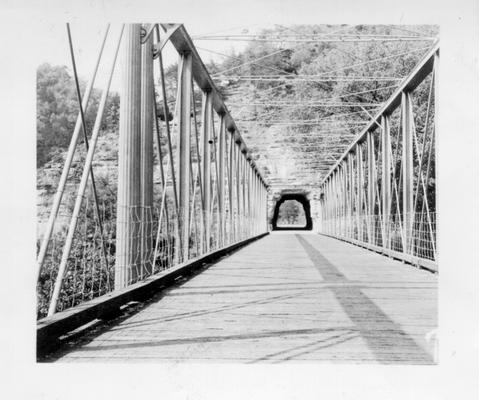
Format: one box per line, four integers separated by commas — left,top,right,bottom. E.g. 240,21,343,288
214,75,403,82
194,24,438,191
193,34,436,43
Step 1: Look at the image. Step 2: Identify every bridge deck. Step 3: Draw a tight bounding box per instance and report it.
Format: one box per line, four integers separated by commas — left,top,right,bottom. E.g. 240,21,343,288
54,232,437,363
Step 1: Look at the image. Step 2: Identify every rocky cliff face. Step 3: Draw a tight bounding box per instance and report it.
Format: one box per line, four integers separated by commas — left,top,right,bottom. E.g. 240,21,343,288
36,130,119,239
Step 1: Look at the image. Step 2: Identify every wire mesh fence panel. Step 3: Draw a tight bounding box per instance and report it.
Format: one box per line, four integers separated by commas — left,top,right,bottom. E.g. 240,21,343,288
37,192,116,319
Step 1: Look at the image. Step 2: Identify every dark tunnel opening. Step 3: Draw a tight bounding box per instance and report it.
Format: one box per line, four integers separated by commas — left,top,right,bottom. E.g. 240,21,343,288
272,194,313,231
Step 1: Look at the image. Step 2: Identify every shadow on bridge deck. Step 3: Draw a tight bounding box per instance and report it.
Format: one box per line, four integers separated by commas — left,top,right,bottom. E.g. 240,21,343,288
52,232,437,364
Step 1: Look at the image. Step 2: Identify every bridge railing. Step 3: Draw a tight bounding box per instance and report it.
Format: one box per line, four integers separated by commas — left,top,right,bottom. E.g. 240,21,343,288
319,42,438,272
36,23,268,320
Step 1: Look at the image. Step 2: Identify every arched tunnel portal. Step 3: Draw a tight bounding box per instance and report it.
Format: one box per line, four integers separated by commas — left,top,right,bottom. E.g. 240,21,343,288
271,193,313,231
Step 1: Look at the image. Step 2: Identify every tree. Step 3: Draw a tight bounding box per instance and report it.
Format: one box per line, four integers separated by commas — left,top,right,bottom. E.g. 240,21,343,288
37,63,120,168
278,200,302,225
37,63,79,167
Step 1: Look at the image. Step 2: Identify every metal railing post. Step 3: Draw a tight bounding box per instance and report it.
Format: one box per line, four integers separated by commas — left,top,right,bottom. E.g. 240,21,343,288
381,114,391,248
402,91,414,253
348,154,354,239
235,141,241,240
201,91,212,252
367,131,376,244
228,129,235,242
218,115,226,247
140,24,154,276
115,23,142,290
356,143,364,241
177,51,193,261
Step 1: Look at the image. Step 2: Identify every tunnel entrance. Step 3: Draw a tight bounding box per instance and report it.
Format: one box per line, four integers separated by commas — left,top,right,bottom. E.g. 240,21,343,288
277,200,306,228
272,194,313,231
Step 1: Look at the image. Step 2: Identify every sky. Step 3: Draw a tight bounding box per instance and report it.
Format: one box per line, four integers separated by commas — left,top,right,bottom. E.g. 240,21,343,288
36,21,260,92
29,0,448,93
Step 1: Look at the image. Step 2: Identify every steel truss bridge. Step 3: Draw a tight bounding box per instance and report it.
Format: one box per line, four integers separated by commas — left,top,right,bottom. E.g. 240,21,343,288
36,23,438,363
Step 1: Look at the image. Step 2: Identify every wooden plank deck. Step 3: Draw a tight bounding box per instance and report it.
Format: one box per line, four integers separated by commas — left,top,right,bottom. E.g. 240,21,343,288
54,232,437,364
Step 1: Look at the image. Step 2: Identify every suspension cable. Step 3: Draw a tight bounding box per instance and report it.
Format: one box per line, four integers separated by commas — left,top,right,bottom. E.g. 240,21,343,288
241,45,431,99
66,23,110,276
47,25,124,317
36,24,110,279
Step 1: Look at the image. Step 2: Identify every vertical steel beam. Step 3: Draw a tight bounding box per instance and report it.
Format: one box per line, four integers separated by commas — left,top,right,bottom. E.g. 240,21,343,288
337,171,341,235
325,179,329,233
330,177,335,234
235,142,241,240
323,180,327,233
260,176,263,233
116,24,142,290
239,153,243,237
249,161,254,232
177,52,192,261
333,175,336,234
402,91,414,253
253,172,257,234
241,154,246,236
341,163,346,236
201,91,212,252
338,165,344,235
140,24,154,276
342,163,348,236
340,167,344,235
260,181,264,233
321,179,329,233
367,131,376,244
218,115,226,247
254,172,258,234
381,114,391,248
329,177,333,234
228,130,235,242
261,182,266,232
348,154,354,239
356,143,364,241
334,171,338,234
264,184,268,232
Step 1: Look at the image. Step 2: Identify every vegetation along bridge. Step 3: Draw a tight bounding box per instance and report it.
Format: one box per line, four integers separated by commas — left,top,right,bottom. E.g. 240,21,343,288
36,23,438,363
